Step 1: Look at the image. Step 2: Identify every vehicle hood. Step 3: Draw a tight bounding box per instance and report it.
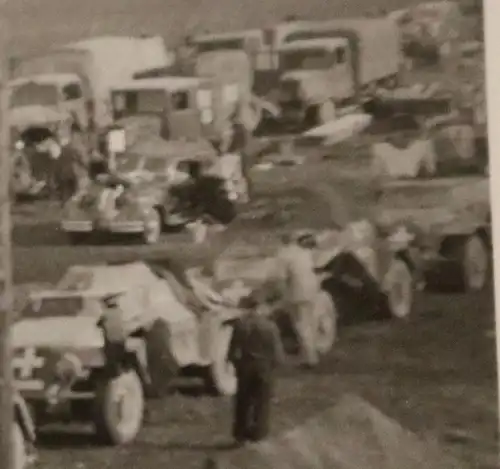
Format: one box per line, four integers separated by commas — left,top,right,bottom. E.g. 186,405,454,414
10,105,69,130
12,316,104,349
280,70,326,103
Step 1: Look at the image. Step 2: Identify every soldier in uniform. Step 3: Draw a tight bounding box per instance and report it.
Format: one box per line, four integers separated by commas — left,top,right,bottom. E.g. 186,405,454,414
275,231,321,368
228,290,286,444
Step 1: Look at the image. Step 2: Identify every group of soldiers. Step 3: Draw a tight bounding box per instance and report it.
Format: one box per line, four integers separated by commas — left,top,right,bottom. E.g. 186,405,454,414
228,230,322,445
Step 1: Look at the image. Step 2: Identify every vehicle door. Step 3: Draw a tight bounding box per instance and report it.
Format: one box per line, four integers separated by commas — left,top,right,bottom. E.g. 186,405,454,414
328,45,355,102
60,80,87,129
167,87,203,141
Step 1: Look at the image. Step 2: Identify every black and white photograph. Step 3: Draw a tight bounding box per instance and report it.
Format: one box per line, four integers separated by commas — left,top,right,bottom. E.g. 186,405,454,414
0,0,496,468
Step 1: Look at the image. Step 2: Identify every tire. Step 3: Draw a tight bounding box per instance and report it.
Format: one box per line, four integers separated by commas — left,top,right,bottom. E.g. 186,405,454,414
93,369,145,445
142,209,162,245
12,422,27,469
314,291,338,355
206,323,237,396
383,258,414,319
463,234,489,292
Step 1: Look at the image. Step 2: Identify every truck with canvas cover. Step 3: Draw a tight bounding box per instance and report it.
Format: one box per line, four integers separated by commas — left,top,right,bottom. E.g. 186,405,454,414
9,36,172,132
136,49,265,134
11,261,245,445
110,76,240,142
190,21,330,96
271,17,402,130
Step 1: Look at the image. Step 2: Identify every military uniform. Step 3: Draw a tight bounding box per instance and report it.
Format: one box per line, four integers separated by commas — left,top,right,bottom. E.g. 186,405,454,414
275,233,321,366
228,296,286,443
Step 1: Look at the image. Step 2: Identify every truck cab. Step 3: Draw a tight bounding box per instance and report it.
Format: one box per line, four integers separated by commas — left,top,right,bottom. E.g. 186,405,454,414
110,76,235,142
9,73,87,138
275,37,353,129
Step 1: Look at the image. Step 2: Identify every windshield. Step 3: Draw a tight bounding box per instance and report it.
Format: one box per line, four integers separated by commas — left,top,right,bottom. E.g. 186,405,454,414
21,296,102,320
281,48,331,71
10,82,59,108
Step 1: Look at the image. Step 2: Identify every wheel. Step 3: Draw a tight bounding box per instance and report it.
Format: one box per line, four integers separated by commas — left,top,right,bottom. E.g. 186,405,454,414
314,291,338,355
12,422,27,469
383,258,414,319
142,209,162,245
463,234,489,291
206,323,237,396
93,369,145,445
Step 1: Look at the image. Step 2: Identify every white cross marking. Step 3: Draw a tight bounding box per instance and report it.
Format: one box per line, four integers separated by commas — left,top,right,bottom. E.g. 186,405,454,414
13,348,45,379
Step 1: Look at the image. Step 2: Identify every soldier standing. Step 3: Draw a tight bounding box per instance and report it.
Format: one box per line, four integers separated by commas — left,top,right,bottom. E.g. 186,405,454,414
275,231,321,368
228,291,286,444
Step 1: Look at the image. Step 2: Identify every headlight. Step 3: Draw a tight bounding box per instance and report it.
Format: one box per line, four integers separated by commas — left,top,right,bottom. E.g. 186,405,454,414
55,353,83,384
14,140,24,151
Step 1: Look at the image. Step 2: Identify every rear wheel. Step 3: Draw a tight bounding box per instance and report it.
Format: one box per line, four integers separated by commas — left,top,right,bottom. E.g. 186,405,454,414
314,291,338,355
463,234,489,291
383,258,414,319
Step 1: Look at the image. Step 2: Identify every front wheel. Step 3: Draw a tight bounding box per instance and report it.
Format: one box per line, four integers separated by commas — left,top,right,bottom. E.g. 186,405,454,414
142,209,162,245
93,369,145,445
314,291,338,355
383,258,414,319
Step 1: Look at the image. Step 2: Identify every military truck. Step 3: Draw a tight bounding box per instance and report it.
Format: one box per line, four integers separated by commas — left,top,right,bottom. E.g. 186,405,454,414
134,49,264,134
9,36,172,132
190,22,330,96
271,17,402,130
110,76,240,142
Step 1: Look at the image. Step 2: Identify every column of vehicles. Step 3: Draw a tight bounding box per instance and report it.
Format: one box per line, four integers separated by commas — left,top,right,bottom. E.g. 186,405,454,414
9,10,439,199
13,171,491,448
